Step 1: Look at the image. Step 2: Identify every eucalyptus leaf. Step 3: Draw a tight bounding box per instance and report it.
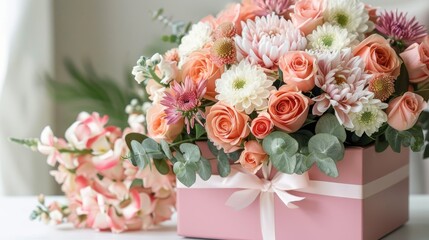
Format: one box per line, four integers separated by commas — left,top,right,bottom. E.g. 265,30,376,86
315,113,347,142
207,141,219,156
131,140,148,169
125,133,147,152
154,159,170,175
174,151,186,163
174,162,196,187
217,151,231,177
291,130,313,149
142,138,161,153
197,157,212,180
262,131,298,156
293,153,315,175
180,143,201,163
270,152,296,174
308,134,344,161
227,150,241,161
160,140,173,159
310,153,339,177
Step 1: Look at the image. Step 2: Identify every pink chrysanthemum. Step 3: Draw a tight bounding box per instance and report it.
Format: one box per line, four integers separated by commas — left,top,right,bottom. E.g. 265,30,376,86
312,49,373,128
235,13,307,69
253,0,294,16
376,10,427,47
161,78,206,133
368,75,395,101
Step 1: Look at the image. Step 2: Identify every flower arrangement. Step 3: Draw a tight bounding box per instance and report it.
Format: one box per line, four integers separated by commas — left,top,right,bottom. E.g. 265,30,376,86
13,112,175,233
127,0,429,188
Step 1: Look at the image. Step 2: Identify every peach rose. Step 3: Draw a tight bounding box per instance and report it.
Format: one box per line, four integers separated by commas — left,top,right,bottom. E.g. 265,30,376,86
146,104,184,143
181,50,223,101
250,111,274,139
145,79,166,104
268,85,311,133
279,51,317,92
400,36,429,83
238,140,268,174
201,1,259,35
290,0,325,35
386,92,427,131
205,102,250,153
353,34,402,78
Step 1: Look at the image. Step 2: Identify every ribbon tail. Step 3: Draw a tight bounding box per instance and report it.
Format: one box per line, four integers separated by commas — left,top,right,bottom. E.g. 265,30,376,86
260,192,276,240
225,189,260,210
275,189,305,209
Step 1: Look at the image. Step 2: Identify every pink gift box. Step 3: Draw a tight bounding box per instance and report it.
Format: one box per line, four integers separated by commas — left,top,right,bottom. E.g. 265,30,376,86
177,145,409,240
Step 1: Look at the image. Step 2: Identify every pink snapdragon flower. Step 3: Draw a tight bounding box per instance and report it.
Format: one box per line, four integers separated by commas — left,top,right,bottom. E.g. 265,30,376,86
37,126,67,166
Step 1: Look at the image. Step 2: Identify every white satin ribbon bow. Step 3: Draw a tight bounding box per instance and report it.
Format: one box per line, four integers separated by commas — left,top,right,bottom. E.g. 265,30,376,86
189,168,309,240
177,164,410,240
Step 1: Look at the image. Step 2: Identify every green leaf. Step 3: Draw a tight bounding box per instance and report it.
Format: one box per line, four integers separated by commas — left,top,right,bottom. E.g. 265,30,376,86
174,162,196,187
291,130,313,149
406,126,424,152
160,140,173,159
154,159,170,175
269,152,296,174
375,135,389,153
197,157,212,181
308,133,344,161
293,153,314,175
131,140,149,169
9,138,39,150
174,151,186,163
414,89,429,101
195,124,206,139
315,113,347,142
226,150,241,161
207,141,219,156
180,143,201,163
310,153,339,178
395,63,410,96
217,151,231,177
125,133,147,152
262,131,299,156
385,126,402,153
130,179,144,188
142,138,160,152
142,138,164,159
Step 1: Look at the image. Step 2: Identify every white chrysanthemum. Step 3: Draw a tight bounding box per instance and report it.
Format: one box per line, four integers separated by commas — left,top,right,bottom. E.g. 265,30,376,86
216,61,275,114
347,97,388,137
307,23,357,52
178,22,212,61
235,13,307,69
324,0,374,38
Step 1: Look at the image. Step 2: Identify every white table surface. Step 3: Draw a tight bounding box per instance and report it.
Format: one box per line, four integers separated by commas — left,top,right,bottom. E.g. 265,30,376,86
0,195,428,240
